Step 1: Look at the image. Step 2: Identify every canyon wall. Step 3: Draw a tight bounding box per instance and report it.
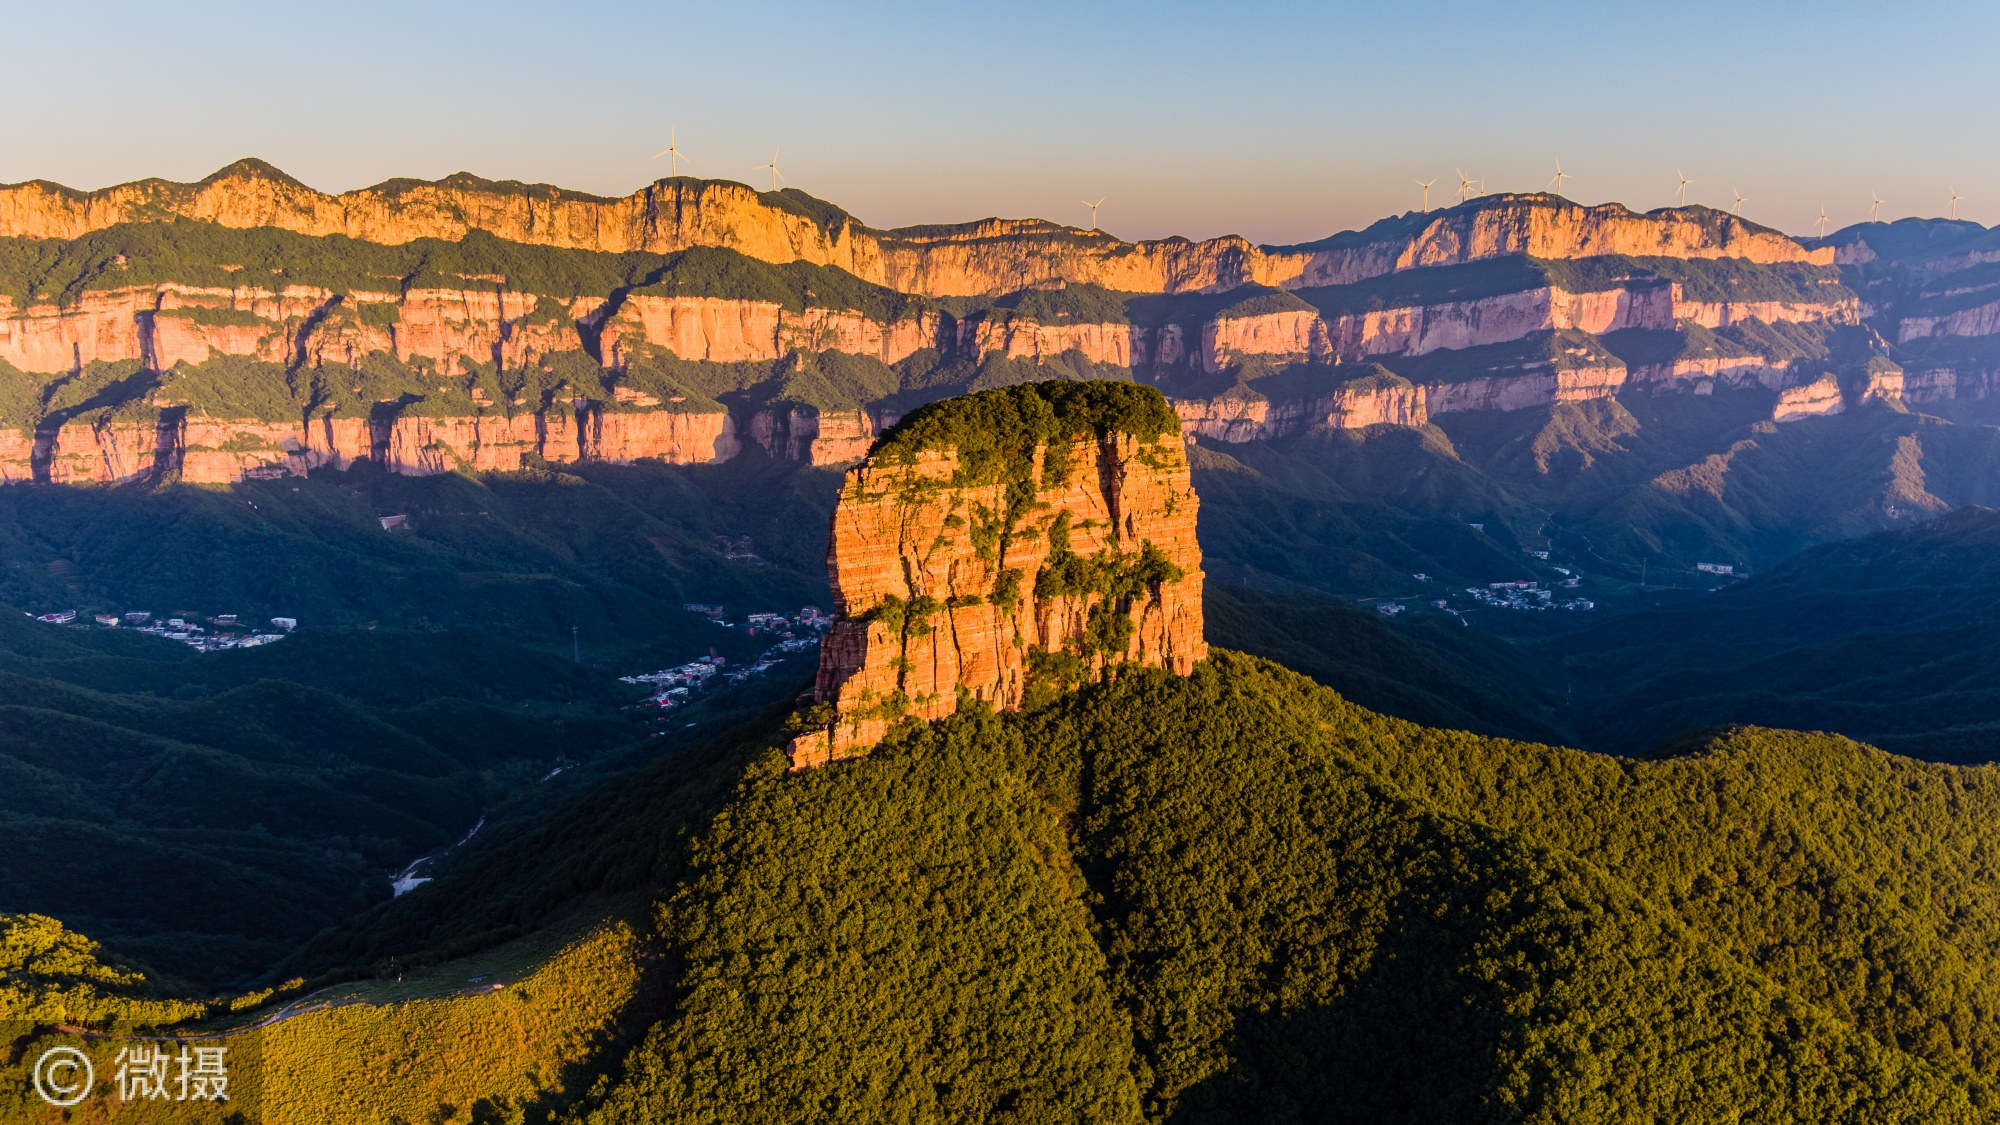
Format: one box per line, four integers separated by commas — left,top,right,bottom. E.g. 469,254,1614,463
1174,377,1428,442
788,387,1206,767
8,403,745,486
0,262,1882,485
0,163,1831,298
1898,298,2000,343
0,164,1914,482
0,286,945,378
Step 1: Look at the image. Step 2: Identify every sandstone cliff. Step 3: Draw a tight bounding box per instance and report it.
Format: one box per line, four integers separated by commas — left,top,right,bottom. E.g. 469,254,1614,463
1202,284,1851,372
0,164,1831,298
0,166,1920,485
1898,298,2000,343
4,399,747,486
788,382,1206,767
1173,369,1428,441
1774,373,1844,421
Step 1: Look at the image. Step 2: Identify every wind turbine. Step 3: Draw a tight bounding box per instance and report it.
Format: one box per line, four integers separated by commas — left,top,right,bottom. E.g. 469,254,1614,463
1414,177,1436,212
1949,186,1964,220
1081,197,1105,230
1547,159,1572,195
1732,188,1747,216
1814,204,1832,237
1870,192,1885,223
1456,167,1478,203
1676,168,1694,206
652,126,692,177
756,148,783,191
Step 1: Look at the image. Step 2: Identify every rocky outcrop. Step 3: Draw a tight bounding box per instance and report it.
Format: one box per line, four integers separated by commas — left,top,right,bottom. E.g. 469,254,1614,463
1200,284,1850,373
1675,295,1860,330
0,164,1831,298
0,285,945,379
1774,374,1844,422
788,383,1205,767
1902,364,2000,404
1322,285,1669,361
603,296,941,366
954,314,1148,368
1174,375,1428,441
1203,308,1334,372
1627,356,1795,392
1421,362,1628,415
6,401,744,486
1857,363,1906,406
1272,197,1833,291
745,405,900,466
1898,298,2000,343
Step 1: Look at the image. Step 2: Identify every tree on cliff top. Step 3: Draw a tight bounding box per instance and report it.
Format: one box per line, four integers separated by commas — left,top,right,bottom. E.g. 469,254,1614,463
870,379,1182,484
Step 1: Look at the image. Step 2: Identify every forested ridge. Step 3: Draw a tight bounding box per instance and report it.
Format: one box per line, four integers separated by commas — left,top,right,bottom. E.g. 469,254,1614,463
317,649,1996,1124
11,638,2000,1121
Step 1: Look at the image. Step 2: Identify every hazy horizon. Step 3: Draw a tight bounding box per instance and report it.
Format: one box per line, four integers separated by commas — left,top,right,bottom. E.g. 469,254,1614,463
11,0,1996,243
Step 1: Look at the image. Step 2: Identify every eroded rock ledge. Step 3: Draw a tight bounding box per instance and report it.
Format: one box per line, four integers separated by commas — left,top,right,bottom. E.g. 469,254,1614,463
788,381,1207,767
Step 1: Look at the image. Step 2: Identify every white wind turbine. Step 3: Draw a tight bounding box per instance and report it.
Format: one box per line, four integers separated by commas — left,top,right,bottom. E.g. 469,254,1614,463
1732,188,1747,216
1414,177,1436,212
1456,168,1479,203
1676,168,1695,206
1081,197,1105,230
1870,192,1885,223
652,126,692,177
1547,159,1572,195
1949,186,1964,220
1814,204,1832,237
756,148,784,191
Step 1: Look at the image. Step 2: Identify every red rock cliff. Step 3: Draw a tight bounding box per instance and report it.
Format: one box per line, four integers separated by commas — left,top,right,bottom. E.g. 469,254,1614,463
0,164,1830,298
788,382,1206,768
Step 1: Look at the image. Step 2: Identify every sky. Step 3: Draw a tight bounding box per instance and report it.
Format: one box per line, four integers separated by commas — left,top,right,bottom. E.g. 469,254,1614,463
8,1,1997,245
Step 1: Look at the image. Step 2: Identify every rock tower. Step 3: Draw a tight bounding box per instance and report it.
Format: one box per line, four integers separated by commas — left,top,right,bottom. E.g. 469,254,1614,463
788,381,1206,768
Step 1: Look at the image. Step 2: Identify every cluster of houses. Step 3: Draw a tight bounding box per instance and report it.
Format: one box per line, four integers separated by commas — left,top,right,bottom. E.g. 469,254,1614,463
32,609,296,652
624,606,830,709
1464,581,1594,612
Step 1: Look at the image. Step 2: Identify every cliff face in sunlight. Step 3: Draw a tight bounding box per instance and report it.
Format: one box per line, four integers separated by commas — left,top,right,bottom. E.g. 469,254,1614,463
788,383,1205,767
0,161,1960,491
0,165,1830,297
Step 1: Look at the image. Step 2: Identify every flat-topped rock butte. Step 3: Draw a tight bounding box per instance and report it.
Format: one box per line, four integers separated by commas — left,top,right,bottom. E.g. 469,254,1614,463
788,381,1207,767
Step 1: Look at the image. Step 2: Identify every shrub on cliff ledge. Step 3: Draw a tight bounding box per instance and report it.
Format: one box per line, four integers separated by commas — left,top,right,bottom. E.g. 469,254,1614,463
870,380,1181,485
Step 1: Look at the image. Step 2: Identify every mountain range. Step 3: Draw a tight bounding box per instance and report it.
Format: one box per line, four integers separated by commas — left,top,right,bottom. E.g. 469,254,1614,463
7,163,2000,1123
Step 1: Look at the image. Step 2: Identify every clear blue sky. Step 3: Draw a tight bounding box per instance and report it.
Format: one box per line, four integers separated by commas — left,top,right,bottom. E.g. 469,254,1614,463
10,1,1996,243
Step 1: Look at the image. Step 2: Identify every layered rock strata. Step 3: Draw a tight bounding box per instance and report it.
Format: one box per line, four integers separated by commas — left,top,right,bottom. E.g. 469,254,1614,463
1898,298,2000,343
0,163,1830,297
788,384,1206,768
1173,374,1428,441
1774,374,1845,421
0,287,943,380
1212,285,1853,372
8,402,749,485
0,164,1912,483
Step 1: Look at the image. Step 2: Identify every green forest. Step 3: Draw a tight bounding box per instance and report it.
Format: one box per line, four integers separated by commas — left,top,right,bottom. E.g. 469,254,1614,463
2,640,1961,1122
272,649,1997,1124
565,653,2000,1122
